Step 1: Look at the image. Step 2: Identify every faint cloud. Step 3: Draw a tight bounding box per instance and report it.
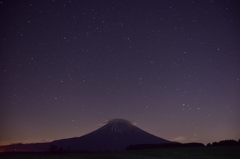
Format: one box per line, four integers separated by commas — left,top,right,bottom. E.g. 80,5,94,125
172,136,187,142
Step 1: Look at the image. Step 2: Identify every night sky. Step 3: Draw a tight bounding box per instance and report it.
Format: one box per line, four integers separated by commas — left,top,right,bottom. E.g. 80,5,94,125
1,0,240,145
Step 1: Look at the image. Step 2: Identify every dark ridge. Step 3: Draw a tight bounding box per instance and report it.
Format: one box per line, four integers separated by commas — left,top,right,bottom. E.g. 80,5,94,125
127,142,205,150
207,139,240,147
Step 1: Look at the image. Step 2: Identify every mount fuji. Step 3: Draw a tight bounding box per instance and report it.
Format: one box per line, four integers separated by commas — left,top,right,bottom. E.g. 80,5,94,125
0,119,172,152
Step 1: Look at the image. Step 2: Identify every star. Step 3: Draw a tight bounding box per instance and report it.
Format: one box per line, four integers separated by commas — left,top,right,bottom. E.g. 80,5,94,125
26,20,32,24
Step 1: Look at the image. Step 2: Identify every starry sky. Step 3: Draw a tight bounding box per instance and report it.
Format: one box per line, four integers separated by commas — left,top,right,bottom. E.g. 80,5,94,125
0,0,240,145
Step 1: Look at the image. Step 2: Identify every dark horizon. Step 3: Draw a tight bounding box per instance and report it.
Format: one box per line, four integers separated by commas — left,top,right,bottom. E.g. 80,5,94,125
0,118,239,153
1,0,240,146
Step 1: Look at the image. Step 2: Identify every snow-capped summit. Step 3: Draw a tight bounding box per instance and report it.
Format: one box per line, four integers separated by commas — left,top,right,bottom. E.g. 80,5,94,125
102,119,134,133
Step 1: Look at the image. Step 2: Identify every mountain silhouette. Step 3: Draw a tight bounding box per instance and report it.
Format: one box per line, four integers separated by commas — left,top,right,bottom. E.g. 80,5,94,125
0,119,171,152
51,119,171,151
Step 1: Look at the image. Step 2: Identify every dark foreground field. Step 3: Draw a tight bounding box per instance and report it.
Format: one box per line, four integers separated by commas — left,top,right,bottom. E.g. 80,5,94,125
1,146,240,159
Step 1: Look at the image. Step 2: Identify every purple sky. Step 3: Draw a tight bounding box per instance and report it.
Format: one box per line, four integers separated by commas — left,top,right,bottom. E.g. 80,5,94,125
0,0,240,145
